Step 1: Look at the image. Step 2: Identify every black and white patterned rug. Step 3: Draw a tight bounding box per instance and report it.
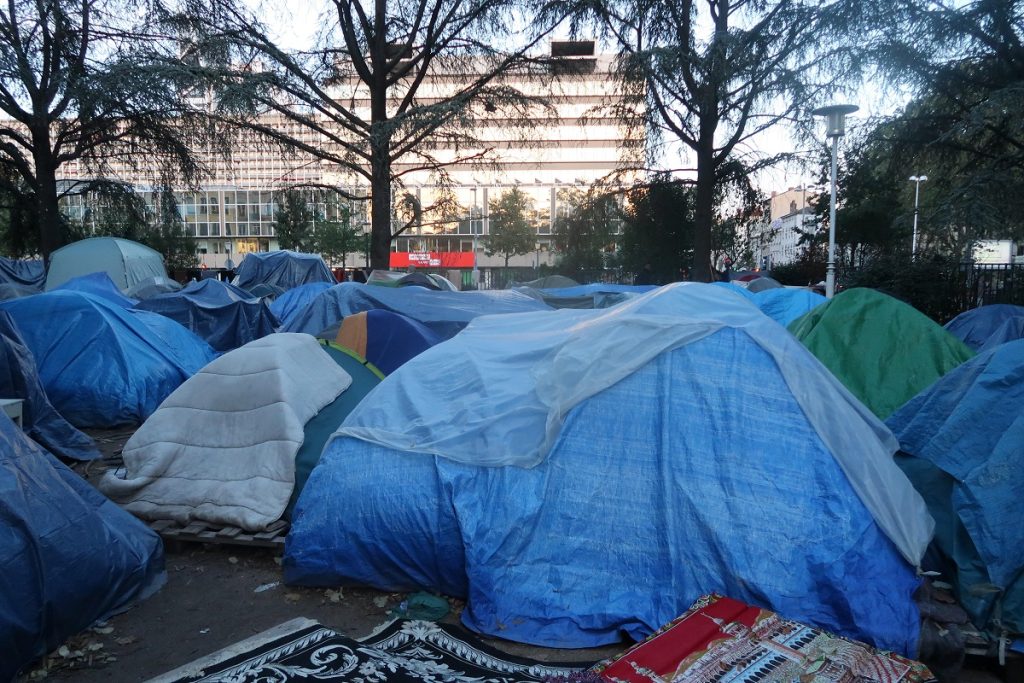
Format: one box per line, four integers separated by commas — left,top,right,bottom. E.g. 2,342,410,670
159,619,589,682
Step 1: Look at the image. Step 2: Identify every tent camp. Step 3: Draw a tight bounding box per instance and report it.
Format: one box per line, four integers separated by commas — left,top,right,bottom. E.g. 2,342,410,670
1,413,165,682
744,275,783,293
887,339,1024,639
0,311,99,461
788,288,975,419
944,303,1024,352
282,282,551,339
100,334,365,532
45,237,167,291
233,251,335,291
135,279,279,352
752,287,826,327
286,284,932,655
269,281,334,328
0,291,217,428
327,309,443,375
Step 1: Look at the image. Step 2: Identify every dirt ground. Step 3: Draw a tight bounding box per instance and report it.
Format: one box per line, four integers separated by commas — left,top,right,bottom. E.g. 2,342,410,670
16,429,1015,682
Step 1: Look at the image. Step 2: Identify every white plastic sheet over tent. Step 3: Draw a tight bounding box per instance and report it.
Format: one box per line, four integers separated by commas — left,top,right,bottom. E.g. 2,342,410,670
45,237,167,291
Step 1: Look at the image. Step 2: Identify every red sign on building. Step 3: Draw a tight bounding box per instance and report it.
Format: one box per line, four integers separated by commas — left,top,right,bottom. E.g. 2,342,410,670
390,252,475,269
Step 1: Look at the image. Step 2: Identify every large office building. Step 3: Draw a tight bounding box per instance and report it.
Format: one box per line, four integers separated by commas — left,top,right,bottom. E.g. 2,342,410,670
58,41,640,274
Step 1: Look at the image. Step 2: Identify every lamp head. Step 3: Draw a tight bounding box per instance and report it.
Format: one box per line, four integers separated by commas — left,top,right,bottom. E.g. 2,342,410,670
812,104,859,137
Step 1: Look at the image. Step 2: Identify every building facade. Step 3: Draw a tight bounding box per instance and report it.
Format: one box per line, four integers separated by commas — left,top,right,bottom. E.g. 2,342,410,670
750,186,820,270
57,41,640,274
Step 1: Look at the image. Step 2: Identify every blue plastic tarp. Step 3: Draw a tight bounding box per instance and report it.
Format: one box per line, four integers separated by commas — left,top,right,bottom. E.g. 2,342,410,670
233,251,335,291
0,291,217,428
286,284,929,655
0,257,44,290
539,283,659,297
887,339,1024,634
0,311,99,461
54,272,138,309
753,288,827,327
0,413,165,682
945,304,1024,352
135,279,279,352
270,281,334,327
282,282,552,338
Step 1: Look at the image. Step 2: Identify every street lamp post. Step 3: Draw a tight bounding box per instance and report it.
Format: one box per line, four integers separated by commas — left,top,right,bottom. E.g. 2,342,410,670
909,175,928,259
812,104,859,298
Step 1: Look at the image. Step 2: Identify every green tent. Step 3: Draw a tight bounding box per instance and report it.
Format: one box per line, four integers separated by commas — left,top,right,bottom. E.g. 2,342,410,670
286,341,383,517
787,288,975,419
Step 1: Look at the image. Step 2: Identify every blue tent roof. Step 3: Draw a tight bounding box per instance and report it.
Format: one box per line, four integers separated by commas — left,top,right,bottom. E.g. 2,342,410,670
0,413,164,681
753,287,827,327
0,291,217,428
286,284,928,655
0,256,43,290
54,271,138,308
540,283,659,297
135,279,279,352
0,311,99,461
270,281,333,327
282,282,552,339
944,303,1024,351
333,309,444,375
887,339,1024,635
233,251,335,291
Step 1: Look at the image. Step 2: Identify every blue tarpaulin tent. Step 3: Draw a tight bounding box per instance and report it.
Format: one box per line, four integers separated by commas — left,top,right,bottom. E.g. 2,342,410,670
753,288,827,327
282,282,551,338
944,304,1024,352
887,339,1024,637
0,256,44,290
0,413,165,682
233,251,335,291
0,291,217,428
332,309,443,375
54,272,138,308
286,284,931,655
135,279,279,352
0,311,99,461
270,281,333,327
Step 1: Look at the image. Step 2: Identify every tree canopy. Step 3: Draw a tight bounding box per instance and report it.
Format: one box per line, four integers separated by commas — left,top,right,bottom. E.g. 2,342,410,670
553,189,619,273
190,0,570,270
486,187,536,266
564,0,869,281
273,189,315,252
0,0,214,262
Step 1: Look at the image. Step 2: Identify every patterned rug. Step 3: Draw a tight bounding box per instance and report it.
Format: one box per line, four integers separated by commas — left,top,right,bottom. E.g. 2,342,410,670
160,618,587,682
591,594,937,683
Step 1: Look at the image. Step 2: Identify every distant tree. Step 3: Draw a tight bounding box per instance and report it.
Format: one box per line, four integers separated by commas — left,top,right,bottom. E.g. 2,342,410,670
566,0,870,281
273,189,315,252
554,190,619,273
0,0,215,263
193,0,571,270
486,187,537,267
316,199,361,269
142,188,199,272
877,0,1024,248
619,176,694,283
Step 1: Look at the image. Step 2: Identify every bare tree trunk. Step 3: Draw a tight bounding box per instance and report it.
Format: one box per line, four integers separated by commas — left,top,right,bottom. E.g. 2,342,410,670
370,150,392,271
32,127,62,267
692,149,716,282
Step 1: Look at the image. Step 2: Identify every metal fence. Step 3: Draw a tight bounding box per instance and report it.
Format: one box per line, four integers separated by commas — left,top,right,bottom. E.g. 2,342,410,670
953,263,1024,311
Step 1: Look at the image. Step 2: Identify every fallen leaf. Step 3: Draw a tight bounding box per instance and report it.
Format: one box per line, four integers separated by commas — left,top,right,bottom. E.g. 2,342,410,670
228,556,238,564
115,636,137,646
325,588,344,603
373,596,388,608
92,626,114,635
254,581,280,593
284,592,301,603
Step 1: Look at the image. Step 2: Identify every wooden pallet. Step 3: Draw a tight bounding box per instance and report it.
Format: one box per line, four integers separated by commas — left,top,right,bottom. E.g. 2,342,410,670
149,519,288,549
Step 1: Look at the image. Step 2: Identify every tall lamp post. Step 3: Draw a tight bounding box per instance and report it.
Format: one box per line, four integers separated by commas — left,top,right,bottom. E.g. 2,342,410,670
909,175,927,259
812,103,858,298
